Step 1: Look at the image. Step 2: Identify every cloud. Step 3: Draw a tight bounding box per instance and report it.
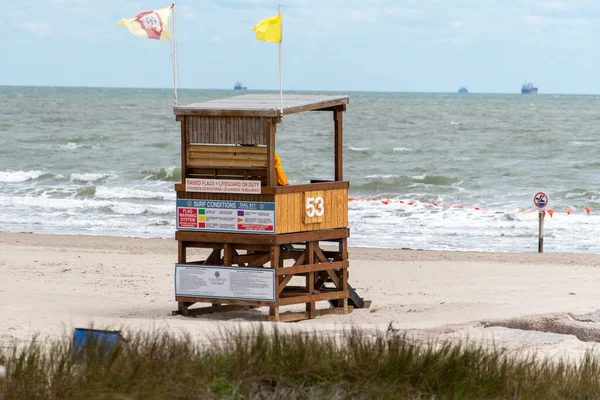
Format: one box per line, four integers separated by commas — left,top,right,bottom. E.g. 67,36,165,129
449,21,462,28
19,22,54,37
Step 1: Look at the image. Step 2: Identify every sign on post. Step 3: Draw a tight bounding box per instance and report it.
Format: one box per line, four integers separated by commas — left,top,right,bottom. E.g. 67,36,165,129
533,191,548,253
533,192,549,209
177,199,275,234
175,264,275,301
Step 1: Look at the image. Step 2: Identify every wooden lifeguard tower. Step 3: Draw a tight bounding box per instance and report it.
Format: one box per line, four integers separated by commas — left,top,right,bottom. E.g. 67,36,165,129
172,94,369,322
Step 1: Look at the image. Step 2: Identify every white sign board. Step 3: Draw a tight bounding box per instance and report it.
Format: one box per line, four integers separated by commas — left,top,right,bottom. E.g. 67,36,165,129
186,178,261,194
175,264,275,301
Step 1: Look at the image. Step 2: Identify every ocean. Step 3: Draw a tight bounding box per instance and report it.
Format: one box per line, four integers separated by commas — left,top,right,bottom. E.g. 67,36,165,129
2,86,600,253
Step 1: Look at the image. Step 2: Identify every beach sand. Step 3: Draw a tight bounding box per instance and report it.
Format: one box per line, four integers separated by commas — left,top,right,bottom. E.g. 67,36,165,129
2,232,600,362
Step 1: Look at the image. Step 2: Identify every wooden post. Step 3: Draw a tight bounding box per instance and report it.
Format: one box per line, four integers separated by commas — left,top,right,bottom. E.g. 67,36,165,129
333,108,343,182
266,118,277,187
538,210,545,253
178,241,186,264
180,117,188,184
306,241,316,318
269,244,281,321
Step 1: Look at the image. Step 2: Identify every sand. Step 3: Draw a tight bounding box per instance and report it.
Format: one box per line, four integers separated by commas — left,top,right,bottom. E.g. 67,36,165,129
2,232,600,362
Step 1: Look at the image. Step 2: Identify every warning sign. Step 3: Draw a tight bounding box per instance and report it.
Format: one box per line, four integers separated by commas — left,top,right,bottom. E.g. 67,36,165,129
533,192,549,209
186,178,261,194
176,199,275,234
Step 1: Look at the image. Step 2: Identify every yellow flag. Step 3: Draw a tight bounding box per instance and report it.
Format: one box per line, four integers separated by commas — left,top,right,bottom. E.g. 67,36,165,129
117,6,172,41
253,14,281,43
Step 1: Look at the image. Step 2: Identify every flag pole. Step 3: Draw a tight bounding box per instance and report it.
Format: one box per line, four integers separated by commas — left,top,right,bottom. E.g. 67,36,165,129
278,3,283,120
171,3,178,106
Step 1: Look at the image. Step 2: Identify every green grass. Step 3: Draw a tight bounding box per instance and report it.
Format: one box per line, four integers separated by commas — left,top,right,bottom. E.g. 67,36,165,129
1,325,600,399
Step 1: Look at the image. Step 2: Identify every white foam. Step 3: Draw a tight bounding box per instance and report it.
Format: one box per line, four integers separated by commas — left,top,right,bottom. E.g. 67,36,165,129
348,147,370,152
365,174,399,179
59,142,80,150
0,170,45,183
70,173,116,183
109,203,172,215
95,186,175,200
393,147,412,152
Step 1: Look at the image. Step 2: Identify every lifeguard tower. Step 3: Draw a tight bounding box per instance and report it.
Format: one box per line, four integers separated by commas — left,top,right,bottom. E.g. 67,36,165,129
172,94,369,322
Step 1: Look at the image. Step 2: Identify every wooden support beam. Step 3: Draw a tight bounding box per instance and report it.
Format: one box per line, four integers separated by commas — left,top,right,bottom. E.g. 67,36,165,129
266,118,277,187
204,249,222,265
274,260,348,276
180,117,188,181
176,296,272,307
266,306,353,322
175,228,349,245
277,274,294,295
276,290,349,306
178,241,187,264
223,244,233,266
334,108,343,181
249,253,272,268
314,246,330,263
184,304,255,317
292,251,306,266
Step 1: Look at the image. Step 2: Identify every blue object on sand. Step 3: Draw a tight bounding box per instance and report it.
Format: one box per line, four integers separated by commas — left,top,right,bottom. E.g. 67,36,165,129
72,328,121,361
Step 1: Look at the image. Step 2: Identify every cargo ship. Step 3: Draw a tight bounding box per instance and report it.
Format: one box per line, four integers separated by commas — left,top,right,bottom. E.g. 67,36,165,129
234,81,247,90
458,86,468,94
521,82,538,94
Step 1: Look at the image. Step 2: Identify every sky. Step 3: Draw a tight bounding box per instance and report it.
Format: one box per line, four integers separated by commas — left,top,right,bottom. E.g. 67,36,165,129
3,0,600,93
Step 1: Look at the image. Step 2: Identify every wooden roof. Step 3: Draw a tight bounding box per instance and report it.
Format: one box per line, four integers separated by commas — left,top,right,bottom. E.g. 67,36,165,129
174,94,349,118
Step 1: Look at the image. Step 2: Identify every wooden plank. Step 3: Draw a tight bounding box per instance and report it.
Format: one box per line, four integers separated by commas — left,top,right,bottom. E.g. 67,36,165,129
178,241,186,264
184,304,254,317
274,228,349,244
188,159,267,168
277,274,294,295
175,228,349,244
176,230,277,244
262,181,349,195
292,251,306,266
334,108,343,181
275,190,348,234
181,117,188,182
276,290,349,306
204,249,222,265
177,109,279,118
174,95,349,118
265,306,354,322
266,118,277,187
223,244,233,266
275,260,350,275
176,296,272,307
314,246,329,263
189,145,267,154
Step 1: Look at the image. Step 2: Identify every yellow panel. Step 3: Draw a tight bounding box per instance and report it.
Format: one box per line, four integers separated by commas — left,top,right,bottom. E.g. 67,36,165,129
275,188,348,234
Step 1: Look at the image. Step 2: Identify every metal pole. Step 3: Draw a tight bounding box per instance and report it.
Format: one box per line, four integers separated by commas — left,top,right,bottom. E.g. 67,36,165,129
538,210,545,253
278,3,283,120
171,3,178,106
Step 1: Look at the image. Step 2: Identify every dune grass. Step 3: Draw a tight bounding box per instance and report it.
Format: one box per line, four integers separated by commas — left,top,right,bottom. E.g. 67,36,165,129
1,325,600,399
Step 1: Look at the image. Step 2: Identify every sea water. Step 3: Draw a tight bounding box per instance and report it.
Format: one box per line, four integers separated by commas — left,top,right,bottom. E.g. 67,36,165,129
2,86,600,253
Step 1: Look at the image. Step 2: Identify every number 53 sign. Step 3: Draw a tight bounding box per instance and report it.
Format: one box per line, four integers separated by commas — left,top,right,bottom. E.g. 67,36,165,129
304,191,324,223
